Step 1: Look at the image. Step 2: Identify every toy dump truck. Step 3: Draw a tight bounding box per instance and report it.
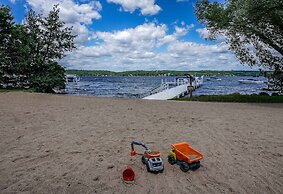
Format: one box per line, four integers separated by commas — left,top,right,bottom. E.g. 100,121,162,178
168,142,203,172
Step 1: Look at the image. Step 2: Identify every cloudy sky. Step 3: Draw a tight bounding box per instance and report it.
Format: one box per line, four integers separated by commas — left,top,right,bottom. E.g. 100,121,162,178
3,0,255,71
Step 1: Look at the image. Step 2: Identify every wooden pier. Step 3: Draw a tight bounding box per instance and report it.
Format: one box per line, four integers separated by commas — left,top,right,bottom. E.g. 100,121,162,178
143,76,203,100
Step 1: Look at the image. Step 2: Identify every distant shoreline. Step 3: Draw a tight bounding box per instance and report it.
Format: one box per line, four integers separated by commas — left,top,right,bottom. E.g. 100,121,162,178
66,70,264,77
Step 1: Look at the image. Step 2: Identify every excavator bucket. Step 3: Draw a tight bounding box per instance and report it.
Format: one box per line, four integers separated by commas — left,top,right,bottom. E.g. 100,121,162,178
130,150,136,156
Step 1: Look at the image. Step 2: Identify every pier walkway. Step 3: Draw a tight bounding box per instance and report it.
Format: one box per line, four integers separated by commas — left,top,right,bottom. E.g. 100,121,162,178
143,76,203,100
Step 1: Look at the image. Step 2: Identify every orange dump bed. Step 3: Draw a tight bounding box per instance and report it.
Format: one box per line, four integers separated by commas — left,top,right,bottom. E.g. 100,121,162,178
172,142,203,163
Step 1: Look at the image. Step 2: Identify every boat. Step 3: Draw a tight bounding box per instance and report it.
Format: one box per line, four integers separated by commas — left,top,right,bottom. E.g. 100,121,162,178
209,76,221,81
65,74,80,83
238,79,264,84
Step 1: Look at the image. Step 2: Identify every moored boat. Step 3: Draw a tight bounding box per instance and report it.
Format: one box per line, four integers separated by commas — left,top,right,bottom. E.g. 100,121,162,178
238,79,264,84
65,74,80,83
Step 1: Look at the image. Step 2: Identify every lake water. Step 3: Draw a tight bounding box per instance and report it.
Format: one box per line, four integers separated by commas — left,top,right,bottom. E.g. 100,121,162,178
65,76,268,98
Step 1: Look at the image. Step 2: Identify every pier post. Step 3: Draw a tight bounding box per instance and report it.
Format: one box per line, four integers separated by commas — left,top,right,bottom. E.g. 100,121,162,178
187,74,193,98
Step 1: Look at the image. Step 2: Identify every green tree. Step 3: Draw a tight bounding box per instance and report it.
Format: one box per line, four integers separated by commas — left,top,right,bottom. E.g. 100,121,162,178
0,6,31,87
195,0,283,91
25,5,76,73
25,5,76,92
8,25,32,87
1,5,75,92
0,6,13,85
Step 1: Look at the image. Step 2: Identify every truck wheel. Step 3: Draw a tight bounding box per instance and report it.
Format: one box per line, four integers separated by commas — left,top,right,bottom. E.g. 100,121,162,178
190,161,200,171
180,162,190,172
141,155,146,164
159,166,164,173
168,155,176,165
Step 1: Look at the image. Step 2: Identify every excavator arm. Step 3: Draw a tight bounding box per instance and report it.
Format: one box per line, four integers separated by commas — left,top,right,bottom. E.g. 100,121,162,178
130,141,150,156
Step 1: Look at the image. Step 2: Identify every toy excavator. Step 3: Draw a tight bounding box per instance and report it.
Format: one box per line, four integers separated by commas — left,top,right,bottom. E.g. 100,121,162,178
130,141,164,173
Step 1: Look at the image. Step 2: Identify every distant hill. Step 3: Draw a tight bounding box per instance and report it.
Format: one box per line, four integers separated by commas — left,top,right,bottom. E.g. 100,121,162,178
66,70,263,77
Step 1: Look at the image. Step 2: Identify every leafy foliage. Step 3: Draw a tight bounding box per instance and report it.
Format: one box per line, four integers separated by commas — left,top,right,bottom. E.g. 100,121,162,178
0,5,76,92
25,5,76,72
195,0,283,91
31,62,66,93
24,5,76,92
0,6,13,84
0,6,31,86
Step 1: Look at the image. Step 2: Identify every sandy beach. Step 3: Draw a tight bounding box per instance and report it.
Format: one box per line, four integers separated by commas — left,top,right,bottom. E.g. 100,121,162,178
0,92,282,194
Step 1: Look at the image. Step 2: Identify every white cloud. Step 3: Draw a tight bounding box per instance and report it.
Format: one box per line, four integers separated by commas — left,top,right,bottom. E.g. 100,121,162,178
196,28,210,39
78,23,171,57
167,41,229,56
9,0,253,71
73,23,193,58
9,0,16,3
196,27,226,42
174,24,194,37
61,22,245,71
107,0,161,15
26,0,102,44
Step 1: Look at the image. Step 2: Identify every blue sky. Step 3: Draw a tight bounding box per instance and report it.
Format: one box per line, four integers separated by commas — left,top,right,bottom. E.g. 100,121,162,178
2,0,254,71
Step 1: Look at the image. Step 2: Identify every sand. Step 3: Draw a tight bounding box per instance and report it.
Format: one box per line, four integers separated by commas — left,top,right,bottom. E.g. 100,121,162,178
0,92,282,194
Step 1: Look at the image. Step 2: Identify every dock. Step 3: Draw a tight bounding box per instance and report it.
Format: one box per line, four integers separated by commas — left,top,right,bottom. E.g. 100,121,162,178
143,76,203,100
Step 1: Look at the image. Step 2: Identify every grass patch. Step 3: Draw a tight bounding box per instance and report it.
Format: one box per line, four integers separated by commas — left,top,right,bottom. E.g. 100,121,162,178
174,94,283,103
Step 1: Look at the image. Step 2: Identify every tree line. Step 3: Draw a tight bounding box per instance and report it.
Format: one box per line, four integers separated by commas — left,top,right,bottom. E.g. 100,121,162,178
0,5,76,92
66,70,262,77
